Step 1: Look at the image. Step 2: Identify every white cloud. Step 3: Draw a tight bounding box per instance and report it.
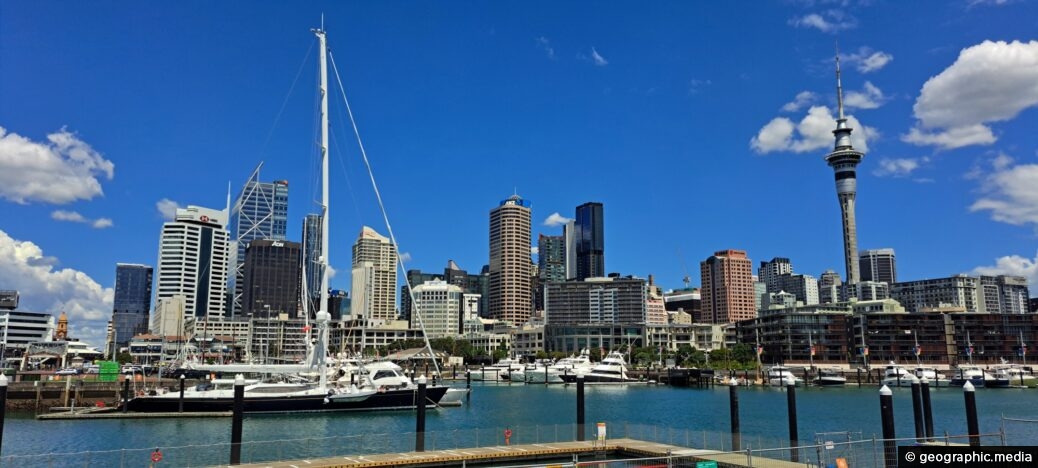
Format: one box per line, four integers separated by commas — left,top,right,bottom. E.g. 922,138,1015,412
972,251,1038,289
904,40,1038,149
902,124,996,150
156,198,181,221
543,212,574,227
536,36,555,59
590,47,608,66
782,91,817,112
992,153,1014,171
970,162,1038,226
51,210,86,222
531,246,539,255
873,158,928,178
399,252,413,263
0,126,115,205
0,229,113,347
967,0,1013,9
843,81,887,110
50,210,114,229
788,11,858,33
843,47,894,73
751,105,874,154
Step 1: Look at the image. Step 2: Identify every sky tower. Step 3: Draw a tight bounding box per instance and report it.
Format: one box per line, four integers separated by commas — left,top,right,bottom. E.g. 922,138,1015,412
825,52,865,286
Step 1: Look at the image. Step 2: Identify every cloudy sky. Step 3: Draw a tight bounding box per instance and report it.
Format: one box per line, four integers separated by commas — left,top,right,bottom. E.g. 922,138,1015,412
2,1,1037,346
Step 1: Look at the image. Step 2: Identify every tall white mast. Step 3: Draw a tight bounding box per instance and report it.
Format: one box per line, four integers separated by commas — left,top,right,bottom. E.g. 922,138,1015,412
313,23,331,392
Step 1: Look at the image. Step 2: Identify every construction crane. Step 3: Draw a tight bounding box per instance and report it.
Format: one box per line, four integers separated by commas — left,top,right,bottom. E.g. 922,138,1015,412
677,248,691,289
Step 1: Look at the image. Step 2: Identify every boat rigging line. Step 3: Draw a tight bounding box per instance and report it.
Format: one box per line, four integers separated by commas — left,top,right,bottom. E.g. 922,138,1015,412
326,50,441,377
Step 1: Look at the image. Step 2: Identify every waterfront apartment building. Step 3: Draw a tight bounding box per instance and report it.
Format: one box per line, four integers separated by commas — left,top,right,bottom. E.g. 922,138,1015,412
241,240,301,318
758,257,793,293
110,263,153,355
229,165,289,316
301,214,323,313
543,277,647,324
700,249,756,324
860,248,897,284
351,226,398,322
155,205,231,322
488,195,533,325
411,279,462,338
889,274,1029,314
574,202,605,281
249,315,308,361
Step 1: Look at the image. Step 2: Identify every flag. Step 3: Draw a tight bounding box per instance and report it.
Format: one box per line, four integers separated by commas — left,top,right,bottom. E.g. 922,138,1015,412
303,325,312,333
863,346,869,357
913,345,921,356
756,345,763,356
967,346,974,356
1020,344,1027,357
810,346,816,357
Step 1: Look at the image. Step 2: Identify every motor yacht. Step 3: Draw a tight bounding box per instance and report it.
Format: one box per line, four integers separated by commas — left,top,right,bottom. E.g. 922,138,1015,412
949,365,999,387
559,351,637,383
911,366,948,386
812,368,847,386
469,358,525,381
881,362,919,387
767,366,803,387
525,351,594,384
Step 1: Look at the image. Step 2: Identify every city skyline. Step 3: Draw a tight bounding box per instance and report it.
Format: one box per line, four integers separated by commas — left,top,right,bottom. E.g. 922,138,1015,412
2,2,1037,347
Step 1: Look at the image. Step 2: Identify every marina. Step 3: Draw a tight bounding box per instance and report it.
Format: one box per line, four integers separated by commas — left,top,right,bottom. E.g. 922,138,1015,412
3,380,1038,466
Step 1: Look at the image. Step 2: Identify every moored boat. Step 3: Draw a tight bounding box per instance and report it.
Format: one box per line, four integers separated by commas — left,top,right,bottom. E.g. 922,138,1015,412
767,366,803,387
559,351,638,384
812,368,846,386
881,362,919,387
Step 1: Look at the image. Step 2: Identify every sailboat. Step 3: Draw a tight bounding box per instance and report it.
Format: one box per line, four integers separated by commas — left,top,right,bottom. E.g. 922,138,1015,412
910,330,947,386
129,23,447,413
949,331,998,387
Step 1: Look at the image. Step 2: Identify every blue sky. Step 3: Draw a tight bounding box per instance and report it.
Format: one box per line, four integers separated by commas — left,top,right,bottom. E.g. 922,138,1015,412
2,1,1038,346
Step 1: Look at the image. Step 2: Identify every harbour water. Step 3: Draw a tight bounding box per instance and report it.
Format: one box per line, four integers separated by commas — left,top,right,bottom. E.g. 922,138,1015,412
3,382,1037,464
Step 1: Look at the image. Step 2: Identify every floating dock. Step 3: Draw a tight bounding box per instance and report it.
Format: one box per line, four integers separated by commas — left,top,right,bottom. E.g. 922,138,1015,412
234,438,809,468
37,408,231,420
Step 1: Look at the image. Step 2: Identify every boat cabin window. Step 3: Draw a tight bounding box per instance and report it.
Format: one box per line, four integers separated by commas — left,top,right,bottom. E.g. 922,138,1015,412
373,370,397,380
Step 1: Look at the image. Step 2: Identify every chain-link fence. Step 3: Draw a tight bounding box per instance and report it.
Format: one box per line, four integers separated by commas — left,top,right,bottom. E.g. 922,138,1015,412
0,423,1011,468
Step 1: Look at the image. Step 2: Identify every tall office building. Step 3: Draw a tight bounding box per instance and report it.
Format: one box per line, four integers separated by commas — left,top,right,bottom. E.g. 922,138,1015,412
860,248,897,284
758,257,793,293
301,214,323,311
700,249,756,324
488,194,533,324
241,240,301,318
563,220,577,280
825,55,866,286
155,205,231,322
229,163,289,315
575,202,605,280
350,226,398,322
538,235,566,283
400,260,485,322
110,263,152,353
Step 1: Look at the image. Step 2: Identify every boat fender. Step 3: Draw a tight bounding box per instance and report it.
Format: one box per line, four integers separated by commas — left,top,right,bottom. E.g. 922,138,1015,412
95,401,105,408
151,448,163,463
377,386,386,393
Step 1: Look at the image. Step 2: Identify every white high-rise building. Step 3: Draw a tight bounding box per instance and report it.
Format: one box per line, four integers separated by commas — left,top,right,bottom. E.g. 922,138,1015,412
412,279,462,338
758,257,793,293
350,226,398,322
154,206,231,326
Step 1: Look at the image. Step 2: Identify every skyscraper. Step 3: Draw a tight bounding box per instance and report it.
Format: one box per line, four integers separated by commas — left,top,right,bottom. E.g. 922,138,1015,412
111,263,152,353
818,269,843,304
242,240,301,318
411,279,462,338
155,205,231,322
825,54,865,286
301,213,323,311
489,194,532,324
350,226,398,322
859,248,897,284
538,234,566,283
575,202,605,280
229,163,289,315
700,249,755,324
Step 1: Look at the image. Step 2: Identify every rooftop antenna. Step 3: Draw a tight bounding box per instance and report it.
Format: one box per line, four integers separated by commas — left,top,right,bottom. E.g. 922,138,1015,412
835,40,845,121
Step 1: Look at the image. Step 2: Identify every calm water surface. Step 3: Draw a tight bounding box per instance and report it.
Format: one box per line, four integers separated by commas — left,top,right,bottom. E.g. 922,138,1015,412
3,382,1037,462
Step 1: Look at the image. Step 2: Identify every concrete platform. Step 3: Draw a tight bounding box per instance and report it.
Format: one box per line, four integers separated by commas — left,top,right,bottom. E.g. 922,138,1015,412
232,437,811,468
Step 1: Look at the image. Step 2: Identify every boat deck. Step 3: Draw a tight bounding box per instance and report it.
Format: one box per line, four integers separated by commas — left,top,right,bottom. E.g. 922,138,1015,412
233,437,810,468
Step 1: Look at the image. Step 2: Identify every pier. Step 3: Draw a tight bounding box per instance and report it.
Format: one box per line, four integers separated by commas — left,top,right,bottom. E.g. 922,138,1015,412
235,438,810,468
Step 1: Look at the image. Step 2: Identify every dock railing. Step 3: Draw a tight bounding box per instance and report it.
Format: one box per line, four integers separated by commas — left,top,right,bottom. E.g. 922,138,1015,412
0,424,1009,468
